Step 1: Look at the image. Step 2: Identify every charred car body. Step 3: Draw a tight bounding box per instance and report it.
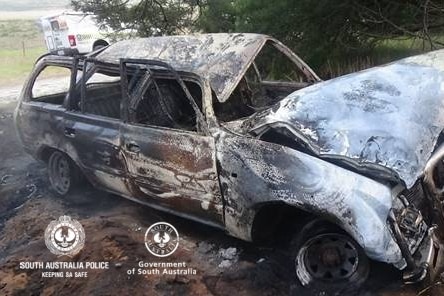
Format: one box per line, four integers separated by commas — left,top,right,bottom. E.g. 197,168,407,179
14,33,444,288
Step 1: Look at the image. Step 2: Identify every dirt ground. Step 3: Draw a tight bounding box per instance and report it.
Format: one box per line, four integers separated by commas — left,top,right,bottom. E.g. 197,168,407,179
0,85,441,296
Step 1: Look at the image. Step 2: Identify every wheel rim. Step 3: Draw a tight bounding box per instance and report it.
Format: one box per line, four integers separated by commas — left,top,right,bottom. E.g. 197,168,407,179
296,233,360,284
49,152,71,195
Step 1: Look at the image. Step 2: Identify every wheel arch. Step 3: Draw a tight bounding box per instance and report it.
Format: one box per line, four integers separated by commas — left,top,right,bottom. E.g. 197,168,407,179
250,201,375,249
251,201,331,244
37,145,82,170
92,39,109,50
38,145,60,163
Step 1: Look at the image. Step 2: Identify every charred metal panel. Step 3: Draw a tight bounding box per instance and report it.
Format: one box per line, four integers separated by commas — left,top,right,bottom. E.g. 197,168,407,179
121,123,224,225
62,111,129,196
246,50,444,189
96,33,266,102
15,103,66,158
216,132,403,265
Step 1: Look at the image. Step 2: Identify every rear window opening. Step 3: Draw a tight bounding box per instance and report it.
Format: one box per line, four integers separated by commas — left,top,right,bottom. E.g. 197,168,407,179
69,63,203,128
83,71,122,119
31,65,72,105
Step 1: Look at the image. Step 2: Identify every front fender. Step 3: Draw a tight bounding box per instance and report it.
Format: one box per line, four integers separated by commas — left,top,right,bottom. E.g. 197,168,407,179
216,133,404,266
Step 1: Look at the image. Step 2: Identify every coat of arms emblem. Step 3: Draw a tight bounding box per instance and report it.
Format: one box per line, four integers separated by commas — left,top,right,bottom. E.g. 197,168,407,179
145,222,179,257
45,215,85,256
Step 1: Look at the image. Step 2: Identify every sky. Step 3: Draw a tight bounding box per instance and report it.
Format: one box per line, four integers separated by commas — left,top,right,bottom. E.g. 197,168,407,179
0,0,71,19
0,0,70,11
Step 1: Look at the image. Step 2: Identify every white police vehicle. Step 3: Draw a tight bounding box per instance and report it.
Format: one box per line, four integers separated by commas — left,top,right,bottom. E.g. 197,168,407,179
41,11,111,55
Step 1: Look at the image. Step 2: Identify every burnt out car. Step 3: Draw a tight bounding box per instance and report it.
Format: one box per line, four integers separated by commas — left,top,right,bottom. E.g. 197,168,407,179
14,33,444,289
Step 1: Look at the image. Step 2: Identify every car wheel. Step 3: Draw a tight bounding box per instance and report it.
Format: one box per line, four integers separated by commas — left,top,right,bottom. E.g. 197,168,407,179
291,219,369,291
48,151,79,196
93,42,108,51
93,45,104,51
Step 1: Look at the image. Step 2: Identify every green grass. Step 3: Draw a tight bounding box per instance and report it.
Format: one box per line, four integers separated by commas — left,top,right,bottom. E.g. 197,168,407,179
0,47,48,87
318,36,444,79
0,19,47,87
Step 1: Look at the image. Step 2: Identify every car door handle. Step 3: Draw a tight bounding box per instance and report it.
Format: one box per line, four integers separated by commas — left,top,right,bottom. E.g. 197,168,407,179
126,141,141,153
64,127,76,138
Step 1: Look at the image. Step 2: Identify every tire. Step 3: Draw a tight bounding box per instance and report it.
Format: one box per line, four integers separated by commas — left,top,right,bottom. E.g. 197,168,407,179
291,219,370,292
93,45,105,51
47,151,81,196
93,42,108,51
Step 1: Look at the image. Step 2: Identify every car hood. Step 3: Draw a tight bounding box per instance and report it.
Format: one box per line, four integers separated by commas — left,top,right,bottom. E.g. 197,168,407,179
246,50,444,188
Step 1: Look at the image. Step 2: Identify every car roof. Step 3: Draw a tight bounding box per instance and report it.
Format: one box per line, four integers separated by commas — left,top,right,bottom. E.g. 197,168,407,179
95,33,269,102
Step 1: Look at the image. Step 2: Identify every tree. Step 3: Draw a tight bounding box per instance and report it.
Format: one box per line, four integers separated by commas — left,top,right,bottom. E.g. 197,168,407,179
197,0,237,33
198,0,444,68
72,0,444,74
71,0,202,36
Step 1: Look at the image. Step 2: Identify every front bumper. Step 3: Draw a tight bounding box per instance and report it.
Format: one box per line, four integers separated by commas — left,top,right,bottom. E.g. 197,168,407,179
404,226,444,283
50,48,80,56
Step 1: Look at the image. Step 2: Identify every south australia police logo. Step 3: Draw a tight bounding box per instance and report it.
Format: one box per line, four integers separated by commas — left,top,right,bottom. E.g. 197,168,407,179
45,215,85,257
145,222,179,257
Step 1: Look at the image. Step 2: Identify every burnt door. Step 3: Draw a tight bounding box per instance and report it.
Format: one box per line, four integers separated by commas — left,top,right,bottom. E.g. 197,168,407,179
63,59,130,196
120,59,223,226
